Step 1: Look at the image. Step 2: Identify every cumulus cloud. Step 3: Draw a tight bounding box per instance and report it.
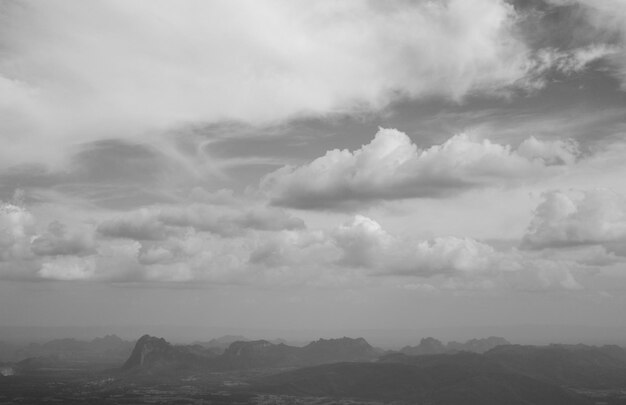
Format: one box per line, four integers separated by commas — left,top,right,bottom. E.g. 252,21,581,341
38,256,96,281
0,196,308,283
332,215,497,276
517,136,580,165
97,210,173,241
31,221,96,256
522,189,626,250
262,128,580,210
0,0,607,168
248,229,333,268
0,202,36,261
98,203,304,240
0,200,97,280
34,233,248,284
249,215,588,291
0,198,611,290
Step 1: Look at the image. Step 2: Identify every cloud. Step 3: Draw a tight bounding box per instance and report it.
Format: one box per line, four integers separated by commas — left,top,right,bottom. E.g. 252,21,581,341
332,215,497,276
0,202,36,261
546,0,626,89
250,215,587,291
0,195,308,283
0,200,97,280
517,136,580,165
0,198,609,290
38,256,96,281
0,0,607,168
30,221,96,256
522,189,626,250
98,202,304,240
97,210,172,241
262,128,580,210
158,205,304,235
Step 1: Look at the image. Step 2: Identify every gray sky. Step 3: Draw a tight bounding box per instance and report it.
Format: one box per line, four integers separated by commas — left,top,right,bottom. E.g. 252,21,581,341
1,0,626,343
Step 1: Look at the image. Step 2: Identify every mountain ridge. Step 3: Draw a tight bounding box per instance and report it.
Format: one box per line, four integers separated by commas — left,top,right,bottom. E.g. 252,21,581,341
123,334,379,372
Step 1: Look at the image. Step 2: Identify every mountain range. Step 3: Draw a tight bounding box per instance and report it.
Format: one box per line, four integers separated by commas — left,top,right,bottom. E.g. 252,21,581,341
9,333,626,404
123,334,379,372
400,336,511,355
1,335,134,363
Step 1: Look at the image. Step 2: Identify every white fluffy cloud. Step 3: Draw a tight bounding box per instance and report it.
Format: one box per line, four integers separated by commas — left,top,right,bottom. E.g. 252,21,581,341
0,197,616,291
30,221,96,256
332,215,497,276
98,203,304,240
38,256,96,281
522,189,626,250
0,0,606,168
262,128,580,210
0,202,36,262
0,200,97,280
249,215,588,291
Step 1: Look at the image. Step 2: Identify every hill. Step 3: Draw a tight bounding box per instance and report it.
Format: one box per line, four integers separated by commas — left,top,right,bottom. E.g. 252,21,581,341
254,360,590,404
122,335,216,372
485,344,626,388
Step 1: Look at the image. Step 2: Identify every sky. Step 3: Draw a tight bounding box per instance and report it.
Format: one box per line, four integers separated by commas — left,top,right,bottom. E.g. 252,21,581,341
1,0,626,345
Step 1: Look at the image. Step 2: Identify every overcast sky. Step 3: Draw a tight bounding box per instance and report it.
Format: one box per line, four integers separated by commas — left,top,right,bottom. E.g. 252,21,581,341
1,0,626,343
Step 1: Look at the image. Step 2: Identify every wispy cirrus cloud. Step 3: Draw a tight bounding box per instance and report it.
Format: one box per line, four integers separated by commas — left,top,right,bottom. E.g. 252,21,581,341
547,0,626,89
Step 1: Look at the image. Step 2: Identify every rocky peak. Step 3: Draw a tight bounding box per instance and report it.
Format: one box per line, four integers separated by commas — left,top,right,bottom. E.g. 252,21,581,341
122,335,175,369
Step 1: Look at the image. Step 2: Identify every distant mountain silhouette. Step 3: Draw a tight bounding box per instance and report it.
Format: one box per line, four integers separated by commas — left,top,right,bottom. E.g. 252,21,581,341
7,334,133,363
121,334,626,398
383,343,626,389
123,335,379,372
192,335,248,351
300,337,379,364
448,336,511,353
216,339,301,369
401,336,447,355
118,335,626,403
401,336,510,355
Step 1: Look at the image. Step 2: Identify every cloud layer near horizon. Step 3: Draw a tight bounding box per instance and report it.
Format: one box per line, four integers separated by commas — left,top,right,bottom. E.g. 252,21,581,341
2,191,622,292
